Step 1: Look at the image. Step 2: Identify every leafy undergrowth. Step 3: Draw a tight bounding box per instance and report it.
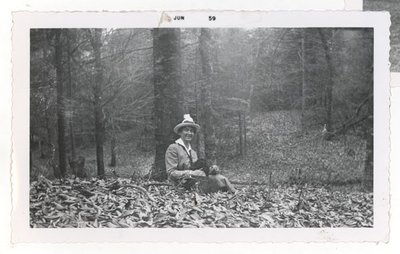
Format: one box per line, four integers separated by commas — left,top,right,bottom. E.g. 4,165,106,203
30,176,373,228
219,111,366,186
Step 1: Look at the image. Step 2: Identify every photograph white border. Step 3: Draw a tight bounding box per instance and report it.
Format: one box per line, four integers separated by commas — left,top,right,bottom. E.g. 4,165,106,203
391,73,400,87
11,11,390,243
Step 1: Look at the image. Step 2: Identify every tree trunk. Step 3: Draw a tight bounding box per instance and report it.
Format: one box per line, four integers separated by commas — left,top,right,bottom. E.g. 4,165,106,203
65,30,76,163
90,29,105,178
152,28,183,180
54,30,66,178
194,46,206,159
29,135,33,176
110,119,117,167
363,124,373,191
38,139,45,158
110,136,116,167
243,111,247,156
301,31,307,130
199,28,217,165
363,97,373,191
318,29,335,140
238,112,243,156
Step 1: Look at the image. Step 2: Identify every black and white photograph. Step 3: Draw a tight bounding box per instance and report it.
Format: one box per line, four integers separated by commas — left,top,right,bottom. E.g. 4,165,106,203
29,26,375,228
11,11,390,242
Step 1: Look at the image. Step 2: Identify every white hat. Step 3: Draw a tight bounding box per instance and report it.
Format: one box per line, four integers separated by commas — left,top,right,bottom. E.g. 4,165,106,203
173,114,200,134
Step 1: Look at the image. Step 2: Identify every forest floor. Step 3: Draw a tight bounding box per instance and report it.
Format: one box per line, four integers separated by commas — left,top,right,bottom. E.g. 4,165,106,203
30,176,373,228
30,110,372,228
220,111,366,189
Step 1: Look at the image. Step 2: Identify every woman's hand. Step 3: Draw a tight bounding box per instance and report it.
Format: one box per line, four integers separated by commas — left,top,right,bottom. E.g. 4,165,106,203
170,170,194,180
171,169,205,181
181,170,193,178
190,170,206,177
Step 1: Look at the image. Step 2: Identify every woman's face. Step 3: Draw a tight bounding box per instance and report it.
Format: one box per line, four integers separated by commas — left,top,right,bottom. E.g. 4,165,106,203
179,127,195,143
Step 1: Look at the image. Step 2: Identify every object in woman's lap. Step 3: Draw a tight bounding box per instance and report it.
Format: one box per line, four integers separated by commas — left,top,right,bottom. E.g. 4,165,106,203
190,159,220,176
181,157,234,193
190,158,208,172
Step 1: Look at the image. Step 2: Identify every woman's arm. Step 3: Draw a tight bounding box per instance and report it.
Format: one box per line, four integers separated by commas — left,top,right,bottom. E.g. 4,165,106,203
165,145,205,180
165,145,191,180
165,145,180,175
190,170,206,177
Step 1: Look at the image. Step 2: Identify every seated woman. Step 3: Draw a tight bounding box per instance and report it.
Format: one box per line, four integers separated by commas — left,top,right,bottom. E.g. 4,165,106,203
165,114,236,193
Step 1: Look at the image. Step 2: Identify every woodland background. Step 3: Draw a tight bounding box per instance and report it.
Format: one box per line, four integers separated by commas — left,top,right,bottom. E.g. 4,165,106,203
365,0,400,71
29,27,374,228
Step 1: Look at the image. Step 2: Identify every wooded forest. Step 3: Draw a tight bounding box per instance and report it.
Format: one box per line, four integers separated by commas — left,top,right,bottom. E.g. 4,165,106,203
365,0,400,71
30,28,374,228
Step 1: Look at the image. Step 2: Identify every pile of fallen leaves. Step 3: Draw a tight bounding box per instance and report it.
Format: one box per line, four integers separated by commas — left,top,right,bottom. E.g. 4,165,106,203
30,176,373,228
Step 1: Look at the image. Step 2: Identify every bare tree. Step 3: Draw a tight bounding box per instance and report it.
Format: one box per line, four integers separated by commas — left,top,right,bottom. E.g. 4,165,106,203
89,29,106,177
318,29,335,140
363,97,373,191
64,30,77,169
109,117,117,167
300,30,307,130
54,30,66,178
152,28,183,180
199,28,217,165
